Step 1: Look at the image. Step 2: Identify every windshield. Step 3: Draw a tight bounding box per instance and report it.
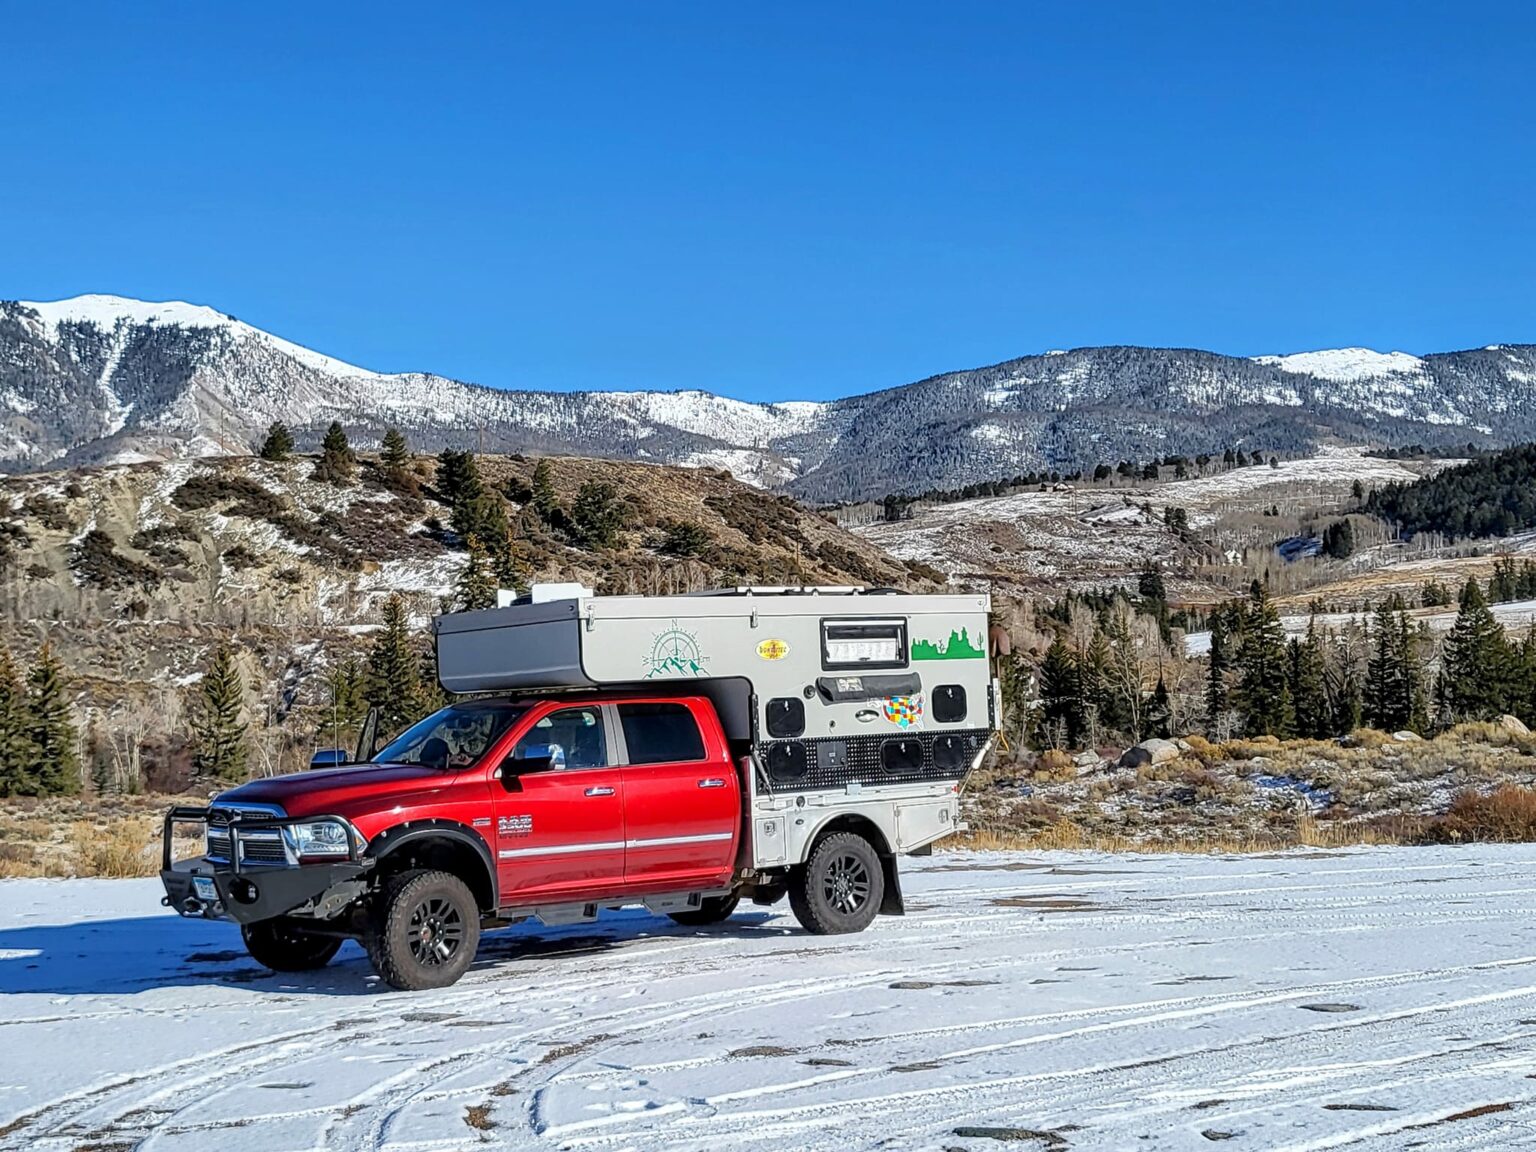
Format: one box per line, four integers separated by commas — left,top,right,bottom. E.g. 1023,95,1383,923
372,702,528,770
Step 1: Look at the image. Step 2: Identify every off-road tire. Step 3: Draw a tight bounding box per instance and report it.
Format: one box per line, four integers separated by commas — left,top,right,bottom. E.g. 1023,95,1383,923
241,918,343,972
666,892,741,926
788,832,885,935
366,869,481,991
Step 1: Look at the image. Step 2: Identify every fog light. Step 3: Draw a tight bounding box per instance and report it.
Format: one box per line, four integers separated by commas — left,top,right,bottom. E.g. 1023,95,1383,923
232,879,260,905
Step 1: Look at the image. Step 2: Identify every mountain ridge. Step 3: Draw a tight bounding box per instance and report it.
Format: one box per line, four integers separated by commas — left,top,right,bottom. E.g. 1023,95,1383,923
5,294,1534,502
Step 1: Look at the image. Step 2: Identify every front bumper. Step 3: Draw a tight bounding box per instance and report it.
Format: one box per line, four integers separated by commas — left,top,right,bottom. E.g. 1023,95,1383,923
160,806,371,925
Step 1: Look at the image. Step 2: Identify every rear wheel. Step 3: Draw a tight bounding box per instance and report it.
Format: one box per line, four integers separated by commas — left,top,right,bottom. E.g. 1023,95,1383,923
788,832,884,935
241,919,342,972
666,892,741,926
366,869,481,991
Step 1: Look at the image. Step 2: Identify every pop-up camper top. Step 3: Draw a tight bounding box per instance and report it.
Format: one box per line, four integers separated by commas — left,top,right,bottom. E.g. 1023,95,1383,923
434,585,998,795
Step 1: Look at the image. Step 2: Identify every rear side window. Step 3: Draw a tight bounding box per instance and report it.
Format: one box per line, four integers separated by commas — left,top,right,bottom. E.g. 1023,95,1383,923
618,702,707,765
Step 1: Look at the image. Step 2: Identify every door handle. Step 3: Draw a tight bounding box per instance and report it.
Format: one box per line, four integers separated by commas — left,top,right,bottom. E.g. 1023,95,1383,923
585,786,616,797
697,778,726,789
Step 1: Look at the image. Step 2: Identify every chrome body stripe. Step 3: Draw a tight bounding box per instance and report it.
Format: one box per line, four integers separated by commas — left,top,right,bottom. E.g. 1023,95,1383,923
496,831,732,860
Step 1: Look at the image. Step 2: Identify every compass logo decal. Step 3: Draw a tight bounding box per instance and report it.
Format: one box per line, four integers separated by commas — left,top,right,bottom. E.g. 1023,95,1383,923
644,621,710,678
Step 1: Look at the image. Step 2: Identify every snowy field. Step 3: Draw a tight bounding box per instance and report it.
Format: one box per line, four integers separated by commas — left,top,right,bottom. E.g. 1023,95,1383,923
5,846,1536,1150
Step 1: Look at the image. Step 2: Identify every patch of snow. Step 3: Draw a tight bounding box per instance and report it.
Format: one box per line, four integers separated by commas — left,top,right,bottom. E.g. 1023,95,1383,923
1253,347,1427,382
5,847,1536,1148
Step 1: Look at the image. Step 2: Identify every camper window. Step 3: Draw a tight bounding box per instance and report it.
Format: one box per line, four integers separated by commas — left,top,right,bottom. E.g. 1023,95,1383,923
820,618,908,671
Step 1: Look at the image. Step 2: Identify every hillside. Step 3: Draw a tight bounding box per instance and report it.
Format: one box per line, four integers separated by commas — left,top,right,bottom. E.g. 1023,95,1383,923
0,451,921,785
5,295,1536,502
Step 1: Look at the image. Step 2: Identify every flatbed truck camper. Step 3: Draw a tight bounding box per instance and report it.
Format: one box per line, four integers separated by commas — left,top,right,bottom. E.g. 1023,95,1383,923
160,586,998,989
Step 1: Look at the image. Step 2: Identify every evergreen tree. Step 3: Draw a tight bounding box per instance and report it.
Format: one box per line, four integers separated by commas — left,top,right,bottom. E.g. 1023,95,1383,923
1146,675,1172,738
1079,630,1113,735
531,459,560,521
1363,603,1413,731
27,644,77,795
1036,636,1083,747
571,481,627,549
1205,612,1230,726
435,448,479,508
320,657,369,755
192,645,248,782
313,421,356,484
0,645,34,796
365,594,426,739
1235,584,1292,736
381,426,410,471
1288,622,1331,738
1442,578,1510,719
457,534,498,611
259,422,294,461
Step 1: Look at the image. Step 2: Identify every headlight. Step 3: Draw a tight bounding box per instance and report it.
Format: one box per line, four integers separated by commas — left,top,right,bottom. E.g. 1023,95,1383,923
289,821,352,858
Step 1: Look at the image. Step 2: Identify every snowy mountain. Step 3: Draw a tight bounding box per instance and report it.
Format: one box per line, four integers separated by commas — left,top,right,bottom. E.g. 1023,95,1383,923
4,294,1534,502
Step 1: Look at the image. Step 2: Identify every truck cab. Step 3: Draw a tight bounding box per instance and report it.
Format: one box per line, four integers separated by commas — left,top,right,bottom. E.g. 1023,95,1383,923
161,587,995,990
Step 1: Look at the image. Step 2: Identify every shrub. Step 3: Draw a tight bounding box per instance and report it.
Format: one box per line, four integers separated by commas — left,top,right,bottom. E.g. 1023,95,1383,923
70,530,161,591
1030,748,1078,782
1424,786,1536,843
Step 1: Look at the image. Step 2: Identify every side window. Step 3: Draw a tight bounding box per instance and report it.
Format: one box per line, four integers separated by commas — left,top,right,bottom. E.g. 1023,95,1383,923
820,618,908,671
765,697,805,738
618,702,707,765
517,707,607,769
933,684,967,723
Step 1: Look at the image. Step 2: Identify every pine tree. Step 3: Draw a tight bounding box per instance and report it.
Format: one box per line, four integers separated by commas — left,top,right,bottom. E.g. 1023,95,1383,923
1370,605,1406,731
259,422,294,461
320,657,369,755
381,426,410,472
531,459,560,521
1205,611,1229,725
192,645,248,781
1079,630,1113,737
1442,578,1509,719
457,534,498,611
1235,584,1292,736
313,421,356,484
27,644,78,795
1146,675,1172,738
1288,622,1331,738
1036,636,1083,748
571,481,627,549
365,594,426,739
0,645,34,796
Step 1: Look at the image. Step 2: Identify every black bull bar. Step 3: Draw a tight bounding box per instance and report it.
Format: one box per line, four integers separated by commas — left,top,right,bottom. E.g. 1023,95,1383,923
160,806,370,925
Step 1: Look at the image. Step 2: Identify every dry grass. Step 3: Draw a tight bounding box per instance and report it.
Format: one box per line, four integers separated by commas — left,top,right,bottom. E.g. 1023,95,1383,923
946,813,1419,855
0,795,201,878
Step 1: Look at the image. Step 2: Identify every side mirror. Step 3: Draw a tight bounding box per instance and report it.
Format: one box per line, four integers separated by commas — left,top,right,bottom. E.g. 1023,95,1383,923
310,748,350,769
507,742,565,775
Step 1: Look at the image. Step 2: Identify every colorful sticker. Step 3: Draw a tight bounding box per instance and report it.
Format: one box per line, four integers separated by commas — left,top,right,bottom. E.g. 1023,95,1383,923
881,694,924,728
911,627,986,660
757,638,790,661
645,621,710,678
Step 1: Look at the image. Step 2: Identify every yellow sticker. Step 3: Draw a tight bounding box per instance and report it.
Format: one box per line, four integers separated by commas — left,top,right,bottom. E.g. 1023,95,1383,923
756,638,790,660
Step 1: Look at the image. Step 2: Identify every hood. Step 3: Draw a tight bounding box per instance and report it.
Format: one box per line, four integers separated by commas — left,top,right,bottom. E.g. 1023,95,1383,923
215,762,454,819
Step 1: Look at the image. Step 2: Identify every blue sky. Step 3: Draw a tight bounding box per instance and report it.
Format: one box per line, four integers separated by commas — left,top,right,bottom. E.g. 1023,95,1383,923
3,2,1532,402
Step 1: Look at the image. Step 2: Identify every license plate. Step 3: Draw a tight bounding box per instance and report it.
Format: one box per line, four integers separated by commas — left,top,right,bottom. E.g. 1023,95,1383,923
193,876,217,902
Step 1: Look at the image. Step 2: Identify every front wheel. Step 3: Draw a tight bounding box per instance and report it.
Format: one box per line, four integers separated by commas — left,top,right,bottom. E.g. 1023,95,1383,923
788,832,885,935
667,892,741,926
366,869,481,991
241,919,343,972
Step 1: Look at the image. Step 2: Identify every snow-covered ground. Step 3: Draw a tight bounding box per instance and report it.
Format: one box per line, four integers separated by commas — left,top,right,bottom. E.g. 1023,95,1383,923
5,846,1536,1150
1184,596,1536,654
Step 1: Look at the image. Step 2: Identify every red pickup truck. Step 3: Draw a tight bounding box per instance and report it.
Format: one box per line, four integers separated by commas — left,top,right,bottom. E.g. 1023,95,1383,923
162,587,991,990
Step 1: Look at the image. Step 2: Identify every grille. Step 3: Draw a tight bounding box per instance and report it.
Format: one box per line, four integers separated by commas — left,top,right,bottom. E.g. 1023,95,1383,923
205,806,290,865
205,830,289,864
